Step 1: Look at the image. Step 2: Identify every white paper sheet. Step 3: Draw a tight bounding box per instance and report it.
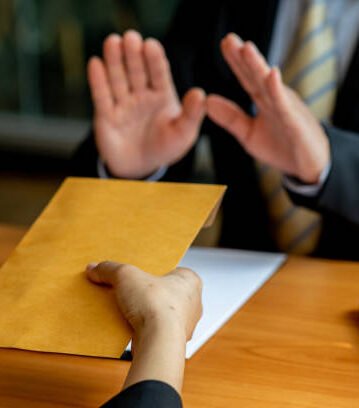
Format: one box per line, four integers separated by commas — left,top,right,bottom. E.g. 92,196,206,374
126,247,286,359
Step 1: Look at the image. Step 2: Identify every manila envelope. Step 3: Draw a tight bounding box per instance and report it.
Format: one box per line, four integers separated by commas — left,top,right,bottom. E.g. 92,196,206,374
0,177,226,360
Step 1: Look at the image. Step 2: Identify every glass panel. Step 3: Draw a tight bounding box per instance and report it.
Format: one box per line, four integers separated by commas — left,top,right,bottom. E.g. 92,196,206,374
0,0,180,119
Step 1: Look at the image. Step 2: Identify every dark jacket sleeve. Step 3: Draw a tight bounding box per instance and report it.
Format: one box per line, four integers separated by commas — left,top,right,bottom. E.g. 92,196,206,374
288,125,359,226
70,129,99,177
101,380,182,408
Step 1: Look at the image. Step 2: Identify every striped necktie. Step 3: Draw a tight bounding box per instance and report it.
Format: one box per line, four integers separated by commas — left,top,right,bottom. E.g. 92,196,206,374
259,0,337,255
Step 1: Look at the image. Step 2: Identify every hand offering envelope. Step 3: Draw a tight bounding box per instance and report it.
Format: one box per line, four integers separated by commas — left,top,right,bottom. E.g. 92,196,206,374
0,178,225,359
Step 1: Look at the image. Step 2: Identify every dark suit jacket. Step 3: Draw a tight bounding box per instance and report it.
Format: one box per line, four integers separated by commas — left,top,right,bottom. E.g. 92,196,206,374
162,0,359,260
101,380,182,407
74,0,359,260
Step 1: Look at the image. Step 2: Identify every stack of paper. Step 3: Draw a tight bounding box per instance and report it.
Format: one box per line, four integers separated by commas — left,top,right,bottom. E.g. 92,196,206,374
181,247,286,358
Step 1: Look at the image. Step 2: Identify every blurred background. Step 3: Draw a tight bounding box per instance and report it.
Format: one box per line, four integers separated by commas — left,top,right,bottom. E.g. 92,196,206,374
0,0,181,227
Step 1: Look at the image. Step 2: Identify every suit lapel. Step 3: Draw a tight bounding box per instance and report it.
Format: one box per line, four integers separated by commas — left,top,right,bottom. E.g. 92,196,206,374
333,41,359,133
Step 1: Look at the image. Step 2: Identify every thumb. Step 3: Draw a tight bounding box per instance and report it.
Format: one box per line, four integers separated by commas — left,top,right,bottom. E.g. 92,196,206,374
207,94,252,144
174,88,206,136
86,261,123,286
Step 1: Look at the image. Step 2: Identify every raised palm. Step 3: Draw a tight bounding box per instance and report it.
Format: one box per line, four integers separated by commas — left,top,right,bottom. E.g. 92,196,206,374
88,31,205,179
207,34,329,184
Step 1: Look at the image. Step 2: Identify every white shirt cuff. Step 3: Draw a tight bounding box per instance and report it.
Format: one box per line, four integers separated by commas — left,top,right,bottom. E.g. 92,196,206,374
97,157,168,181
283,161,332,197
97,157,110,179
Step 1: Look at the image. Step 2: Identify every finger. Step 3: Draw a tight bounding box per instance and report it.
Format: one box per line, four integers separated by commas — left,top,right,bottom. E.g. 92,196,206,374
221,34,247,86
207,94,252,143
123,30,148,92
241,42,272,104
266,67,289,114
88,57,114,116
103,34,129,102
173,88,206,138
221,35,268,108
86,261,124,286
144,38,174,91
221,34,259,96
170,267,203,291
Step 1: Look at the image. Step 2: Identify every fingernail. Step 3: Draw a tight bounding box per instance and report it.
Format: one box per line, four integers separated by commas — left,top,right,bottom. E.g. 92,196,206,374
87,263,98,271
230,33,243,45
248,41,261,55
272,66,282,79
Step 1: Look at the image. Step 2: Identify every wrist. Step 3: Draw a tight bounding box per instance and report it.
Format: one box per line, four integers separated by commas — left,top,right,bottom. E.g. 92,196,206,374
283,159,331,197
296,127,331,184
296,164,327,185
124,315,187,393
134,316,187,351
100,158,166,181
296,152,330,185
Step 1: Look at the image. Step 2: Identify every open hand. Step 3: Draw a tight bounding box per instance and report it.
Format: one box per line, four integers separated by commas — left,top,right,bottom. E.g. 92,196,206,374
88,31,206,179
207,33,330,184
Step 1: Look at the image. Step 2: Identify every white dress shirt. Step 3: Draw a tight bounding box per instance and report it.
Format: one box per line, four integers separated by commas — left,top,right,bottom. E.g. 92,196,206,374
269,0,359,83
273,0,359,194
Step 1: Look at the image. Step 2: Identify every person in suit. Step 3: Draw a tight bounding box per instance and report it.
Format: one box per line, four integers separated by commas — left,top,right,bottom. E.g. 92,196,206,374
85,261,202,407
74,0,359,260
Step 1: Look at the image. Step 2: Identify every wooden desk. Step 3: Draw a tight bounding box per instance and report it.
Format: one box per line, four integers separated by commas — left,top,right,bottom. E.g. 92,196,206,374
0,225,358,407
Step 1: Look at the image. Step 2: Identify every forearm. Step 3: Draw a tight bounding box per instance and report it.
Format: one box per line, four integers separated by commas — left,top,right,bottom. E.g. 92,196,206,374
123,320,187,394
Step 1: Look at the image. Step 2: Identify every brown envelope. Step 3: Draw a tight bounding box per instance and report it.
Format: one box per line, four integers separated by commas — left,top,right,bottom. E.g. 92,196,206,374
0,177,226,359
